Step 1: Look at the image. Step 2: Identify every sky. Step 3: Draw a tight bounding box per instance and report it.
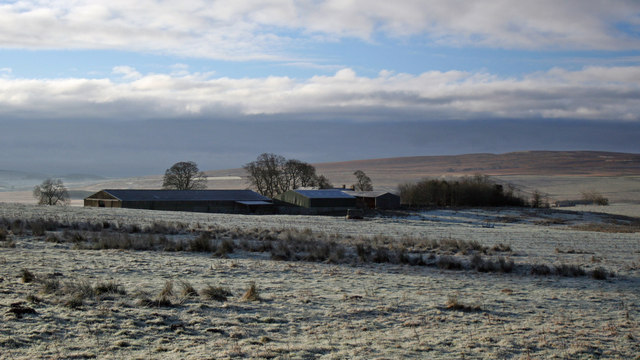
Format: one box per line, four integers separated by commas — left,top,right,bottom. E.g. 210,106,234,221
1,0,640,177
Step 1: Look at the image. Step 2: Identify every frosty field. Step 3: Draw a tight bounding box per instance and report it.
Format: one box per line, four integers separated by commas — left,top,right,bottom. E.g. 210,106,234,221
1,203,639,359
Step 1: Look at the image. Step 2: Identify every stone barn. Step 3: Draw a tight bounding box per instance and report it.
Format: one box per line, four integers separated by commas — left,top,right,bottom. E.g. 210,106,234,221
84,189,274,214
347,191,401,210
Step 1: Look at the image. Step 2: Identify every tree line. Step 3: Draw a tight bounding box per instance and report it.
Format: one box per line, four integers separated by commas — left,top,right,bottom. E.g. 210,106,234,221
398,175,526,208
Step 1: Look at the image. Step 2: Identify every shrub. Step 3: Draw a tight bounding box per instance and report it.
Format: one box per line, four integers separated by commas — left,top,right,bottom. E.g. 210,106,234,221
581,190,609,206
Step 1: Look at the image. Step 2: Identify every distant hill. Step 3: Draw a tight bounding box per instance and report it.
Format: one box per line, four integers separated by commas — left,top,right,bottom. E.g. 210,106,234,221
312,151,640,189
2,151,639,204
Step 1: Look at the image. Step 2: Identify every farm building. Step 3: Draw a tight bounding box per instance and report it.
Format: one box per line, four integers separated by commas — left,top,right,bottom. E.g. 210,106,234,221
84,189,274,214
275,189,356,211
348,191,401,210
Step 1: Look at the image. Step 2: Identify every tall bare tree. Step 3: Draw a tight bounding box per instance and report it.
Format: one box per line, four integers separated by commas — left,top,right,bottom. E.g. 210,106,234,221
162,161,207,190
244,153,331,197
33,178,70,205
353,170,373,191
244,153,286,198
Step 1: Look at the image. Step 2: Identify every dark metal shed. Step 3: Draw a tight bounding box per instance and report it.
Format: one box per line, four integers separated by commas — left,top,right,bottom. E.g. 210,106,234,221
275,189,356,209
347,191,401,210
84,189,274,214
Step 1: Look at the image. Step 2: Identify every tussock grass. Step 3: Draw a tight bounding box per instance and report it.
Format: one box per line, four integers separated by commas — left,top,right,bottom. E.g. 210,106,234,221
20,269,36,283
531,264,553,276
445,294,482,312
189,233,214,252
555,264,587,277
94,281,126,296
241,282,261,302
40,278,61,295
591,266,614,280
201,285,233,301
437,256,464,270
4,214,614,282
179,280,199,297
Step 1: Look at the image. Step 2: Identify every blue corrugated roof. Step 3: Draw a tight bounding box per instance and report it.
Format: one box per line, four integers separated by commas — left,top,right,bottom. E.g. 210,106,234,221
96,189,270,202
293,189,356,199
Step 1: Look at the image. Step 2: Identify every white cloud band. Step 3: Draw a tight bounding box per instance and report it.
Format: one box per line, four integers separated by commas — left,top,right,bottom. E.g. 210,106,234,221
0,0,638,60
1,66,639,121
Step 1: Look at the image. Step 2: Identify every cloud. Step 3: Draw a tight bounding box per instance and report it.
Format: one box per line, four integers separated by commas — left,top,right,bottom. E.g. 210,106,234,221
0,65,639,121
0,68,11,78
0,0,638,60
112,66,142,80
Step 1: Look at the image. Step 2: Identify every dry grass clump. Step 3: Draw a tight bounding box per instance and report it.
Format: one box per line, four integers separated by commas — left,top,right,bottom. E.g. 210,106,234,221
0,227,15,248
189,233,214,252
40,278,61,295
437,256,464,270
28,219,47,236
179,280,199,297
531,264,553,276
591,266,614,280
214,239,235,257
490,243,512,253
555,264,587,277
20,268,36,283
0,226,7,241
201,285,233,301
445,294,482,312
94,281,127,296
241,282,261,302
137,281,174,307
470,255,515,273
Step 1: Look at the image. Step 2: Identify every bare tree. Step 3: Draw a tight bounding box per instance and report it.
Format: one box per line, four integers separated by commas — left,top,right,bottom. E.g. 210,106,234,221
353,170,373,191
244,153,286,198
315,174,333,189
162,161,207,190
244,153,331,197
33,178,70,205
282,159,320,190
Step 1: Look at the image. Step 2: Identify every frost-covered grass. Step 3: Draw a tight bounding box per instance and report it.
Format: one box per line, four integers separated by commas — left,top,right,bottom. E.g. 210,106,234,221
1,203,639,359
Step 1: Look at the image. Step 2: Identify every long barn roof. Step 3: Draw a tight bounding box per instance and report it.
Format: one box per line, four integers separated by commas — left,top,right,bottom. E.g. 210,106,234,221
93,189,270,202
293,189,356,199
